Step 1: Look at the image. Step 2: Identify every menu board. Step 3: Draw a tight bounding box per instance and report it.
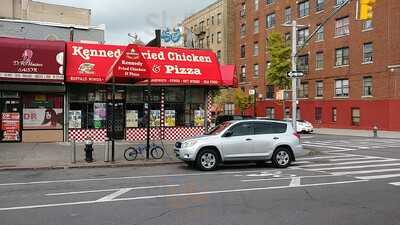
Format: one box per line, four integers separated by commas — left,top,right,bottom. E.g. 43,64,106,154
1,113,20,141
150,110,161,127
165,110,176,127
126,110,138,128
68,110,82,129
194,110,205,127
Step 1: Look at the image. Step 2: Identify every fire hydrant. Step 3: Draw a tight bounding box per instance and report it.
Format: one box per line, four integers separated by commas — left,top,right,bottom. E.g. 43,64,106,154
84,138,94,162
373,125,378,138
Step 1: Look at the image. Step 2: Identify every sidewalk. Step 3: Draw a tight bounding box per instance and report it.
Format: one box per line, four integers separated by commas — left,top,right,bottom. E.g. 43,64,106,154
314,128,400,139
0,140,181,171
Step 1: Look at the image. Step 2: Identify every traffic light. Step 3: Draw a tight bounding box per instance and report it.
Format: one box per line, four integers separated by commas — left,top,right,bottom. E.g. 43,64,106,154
359,0,376,20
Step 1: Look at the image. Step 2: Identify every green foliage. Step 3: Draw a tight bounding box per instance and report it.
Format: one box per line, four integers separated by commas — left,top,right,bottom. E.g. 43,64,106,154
234,88,251,114
266,32,291,90
212,88,251,115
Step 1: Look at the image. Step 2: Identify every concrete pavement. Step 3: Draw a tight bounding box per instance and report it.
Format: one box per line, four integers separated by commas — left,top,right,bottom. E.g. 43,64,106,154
314,128,400,138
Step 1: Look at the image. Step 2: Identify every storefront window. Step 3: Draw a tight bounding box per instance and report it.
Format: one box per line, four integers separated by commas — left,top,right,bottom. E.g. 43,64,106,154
22,94,63,130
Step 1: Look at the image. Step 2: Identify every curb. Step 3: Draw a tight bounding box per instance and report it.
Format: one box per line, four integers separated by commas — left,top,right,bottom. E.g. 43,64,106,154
0,161,184,172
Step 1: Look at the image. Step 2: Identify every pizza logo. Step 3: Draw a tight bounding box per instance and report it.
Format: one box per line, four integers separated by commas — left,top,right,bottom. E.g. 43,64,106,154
126,48,140,60
78,63,95,74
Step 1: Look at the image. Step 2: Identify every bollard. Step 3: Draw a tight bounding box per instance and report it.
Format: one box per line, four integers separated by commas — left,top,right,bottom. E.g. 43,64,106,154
373,125,378,138
104,137,110,162
71,139,77,164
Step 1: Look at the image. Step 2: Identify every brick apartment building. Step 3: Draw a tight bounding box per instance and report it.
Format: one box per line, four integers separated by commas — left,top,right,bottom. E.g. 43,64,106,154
233,0,400,131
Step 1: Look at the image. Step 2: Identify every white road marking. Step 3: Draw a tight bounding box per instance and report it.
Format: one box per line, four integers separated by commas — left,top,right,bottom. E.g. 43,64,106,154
389,182,400,186
0,170,268,187
309,163,400,171
332,168,400,176
0,180,368,211
240,174,340,182
96,188,133,202
46,184,180,196
327,157,379,162
355,174,400,180
302,144,356,151
289,177,301,187
298,159,398,168
297,154,355,161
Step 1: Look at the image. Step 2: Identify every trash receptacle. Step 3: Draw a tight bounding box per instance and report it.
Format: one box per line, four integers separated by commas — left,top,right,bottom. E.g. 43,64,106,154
84,138,94,162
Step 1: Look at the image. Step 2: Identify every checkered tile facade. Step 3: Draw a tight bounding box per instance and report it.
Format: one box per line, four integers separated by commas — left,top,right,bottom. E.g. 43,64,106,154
207,89,213,131
68,129,107,142
164,127,205,140
126,128,162,141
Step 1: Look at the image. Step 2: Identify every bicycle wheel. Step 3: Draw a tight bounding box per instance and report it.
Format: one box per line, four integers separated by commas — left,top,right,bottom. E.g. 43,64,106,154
124,147,138,161
151,146,164,159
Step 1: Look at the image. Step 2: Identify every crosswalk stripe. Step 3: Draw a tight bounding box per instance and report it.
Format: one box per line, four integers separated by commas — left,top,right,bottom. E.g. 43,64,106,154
328,157,380,162
331,168,400,176
302,144,356,151
298,159,398,168
308,163,400,171
299,155,354,160
390,182,400,186
355,174,400,180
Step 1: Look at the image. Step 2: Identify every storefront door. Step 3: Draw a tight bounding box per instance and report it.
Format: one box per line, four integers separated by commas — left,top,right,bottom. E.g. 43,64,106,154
0,98,22,142
107,102,125,140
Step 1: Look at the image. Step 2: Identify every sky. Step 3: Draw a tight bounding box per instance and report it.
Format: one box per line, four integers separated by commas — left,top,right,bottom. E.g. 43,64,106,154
37,0,217,44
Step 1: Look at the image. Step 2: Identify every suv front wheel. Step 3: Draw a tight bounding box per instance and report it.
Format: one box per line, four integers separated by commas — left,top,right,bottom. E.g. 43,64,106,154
196,149,219,171
272,147,292,168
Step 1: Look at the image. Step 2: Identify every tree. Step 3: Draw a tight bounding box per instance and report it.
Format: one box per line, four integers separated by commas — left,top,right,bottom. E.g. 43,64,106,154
233,88,251,115
212,88,251,115
266,32,291,118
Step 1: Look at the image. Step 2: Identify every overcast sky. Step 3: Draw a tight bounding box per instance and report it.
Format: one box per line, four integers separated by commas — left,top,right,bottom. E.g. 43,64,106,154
37,0,216,44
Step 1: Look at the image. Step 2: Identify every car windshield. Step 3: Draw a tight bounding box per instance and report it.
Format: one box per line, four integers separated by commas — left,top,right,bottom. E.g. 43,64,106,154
207,121,233,135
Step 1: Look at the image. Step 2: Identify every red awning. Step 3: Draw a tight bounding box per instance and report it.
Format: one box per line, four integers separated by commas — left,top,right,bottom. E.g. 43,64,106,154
108,44,223,86
220,64,237,87
0,37,65,83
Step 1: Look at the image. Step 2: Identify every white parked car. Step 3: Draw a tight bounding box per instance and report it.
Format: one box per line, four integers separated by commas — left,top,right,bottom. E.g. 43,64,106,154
285,119,314,134
174,120,306,171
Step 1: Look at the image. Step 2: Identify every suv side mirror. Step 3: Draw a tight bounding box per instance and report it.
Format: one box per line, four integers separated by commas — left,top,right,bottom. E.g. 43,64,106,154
223,131,233,137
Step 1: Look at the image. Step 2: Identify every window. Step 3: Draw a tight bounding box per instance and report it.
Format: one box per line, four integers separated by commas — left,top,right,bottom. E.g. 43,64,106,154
363,19,373,30
227,122,253,137
254,19,259,33
211,16,215,25
266,0,274,4
240,3,246,17
335,79,349,97
217,50,222,62
254,0,259,10
316,51,324,70
316,81,324,97
254,122,287,135
211,33,214,44
217,32,222,43
240,45,246,58
298,82,309,98
316,24,324,41
316,0,324,11
206,18,210,26
315,107,322,122
332,107,337,122
217,13,222,25
335,17,350,36
284,32,291,46
266,108,275,119
363,42,373,63
284,7,291,24
253,42,259,56
253,64,259,78
297,28,309,46
363,76,373,96
224,103,234,115
285,107,291,119
298,1,310,18
335,47,349,66
336,0,347,6
352,108,360,126
240,65,246,82
199,39,204,48
266,85,274,99
240,24,246,37
266,13,276,28
297,54,309,73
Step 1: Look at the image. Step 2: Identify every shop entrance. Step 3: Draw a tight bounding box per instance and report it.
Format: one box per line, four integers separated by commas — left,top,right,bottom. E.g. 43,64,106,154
107,102,125,140
0,97,22,142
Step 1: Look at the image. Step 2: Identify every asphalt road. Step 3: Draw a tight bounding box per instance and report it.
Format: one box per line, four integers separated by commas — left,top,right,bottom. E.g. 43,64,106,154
1,134,400,225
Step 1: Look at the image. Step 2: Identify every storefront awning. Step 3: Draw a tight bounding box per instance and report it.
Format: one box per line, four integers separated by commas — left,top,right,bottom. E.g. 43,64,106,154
220,64,237,88
0,37,65,83
107,44,223,86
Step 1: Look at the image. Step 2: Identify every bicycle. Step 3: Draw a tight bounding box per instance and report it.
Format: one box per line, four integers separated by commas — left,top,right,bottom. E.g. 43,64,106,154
124,143,165,161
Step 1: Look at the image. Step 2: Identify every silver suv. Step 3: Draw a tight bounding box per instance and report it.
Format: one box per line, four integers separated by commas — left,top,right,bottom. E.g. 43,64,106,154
174,120,306,171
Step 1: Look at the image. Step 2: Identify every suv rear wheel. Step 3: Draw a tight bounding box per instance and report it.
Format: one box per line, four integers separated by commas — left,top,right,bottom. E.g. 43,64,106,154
196,149,219,171
272,147,292,168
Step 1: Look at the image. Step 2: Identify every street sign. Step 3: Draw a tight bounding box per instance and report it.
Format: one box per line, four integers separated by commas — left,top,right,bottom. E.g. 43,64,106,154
249,89,256,95
287,71,304,78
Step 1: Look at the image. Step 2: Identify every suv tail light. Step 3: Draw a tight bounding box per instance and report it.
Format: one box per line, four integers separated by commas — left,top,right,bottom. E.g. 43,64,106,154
293,132,300,140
